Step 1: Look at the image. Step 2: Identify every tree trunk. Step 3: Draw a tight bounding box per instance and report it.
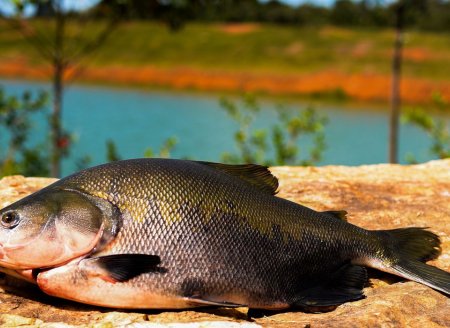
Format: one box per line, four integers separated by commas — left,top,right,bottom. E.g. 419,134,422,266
389,4,404,164
51,1,65,178
51,63,63,177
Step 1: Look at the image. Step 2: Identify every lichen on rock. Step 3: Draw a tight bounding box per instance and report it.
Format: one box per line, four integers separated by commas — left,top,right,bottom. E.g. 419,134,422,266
0,160,449,327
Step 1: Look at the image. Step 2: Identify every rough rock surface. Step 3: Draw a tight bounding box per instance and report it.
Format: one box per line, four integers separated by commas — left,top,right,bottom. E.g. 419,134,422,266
0,160,449,327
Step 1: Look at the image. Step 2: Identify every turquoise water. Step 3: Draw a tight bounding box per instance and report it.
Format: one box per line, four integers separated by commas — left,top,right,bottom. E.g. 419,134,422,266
0,79,439,176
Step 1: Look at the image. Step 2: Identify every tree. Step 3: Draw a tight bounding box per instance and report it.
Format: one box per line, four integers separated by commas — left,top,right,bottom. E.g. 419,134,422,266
8,0,119,177
389,1,404,163
388,0,428,163
94,0,191,31
330,0,362,26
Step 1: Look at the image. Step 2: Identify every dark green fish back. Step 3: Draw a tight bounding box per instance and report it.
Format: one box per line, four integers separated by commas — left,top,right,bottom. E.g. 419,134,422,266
56,159,377,307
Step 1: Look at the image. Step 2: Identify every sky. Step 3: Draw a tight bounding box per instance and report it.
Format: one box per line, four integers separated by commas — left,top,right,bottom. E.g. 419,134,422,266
0,0,338,16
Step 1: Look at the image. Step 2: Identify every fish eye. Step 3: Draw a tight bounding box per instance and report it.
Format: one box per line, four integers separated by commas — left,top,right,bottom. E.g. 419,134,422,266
1,212,20,229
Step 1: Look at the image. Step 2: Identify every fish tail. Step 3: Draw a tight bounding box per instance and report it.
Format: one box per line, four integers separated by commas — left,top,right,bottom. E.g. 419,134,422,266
390,259,450,295
365,228,450,295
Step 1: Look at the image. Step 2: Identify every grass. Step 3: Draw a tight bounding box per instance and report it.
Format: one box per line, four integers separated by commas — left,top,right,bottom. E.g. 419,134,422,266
0,20,449,80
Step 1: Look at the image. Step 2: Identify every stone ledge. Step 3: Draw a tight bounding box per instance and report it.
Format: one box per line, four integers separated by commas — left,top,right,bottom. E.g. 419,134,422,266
0,160,449,327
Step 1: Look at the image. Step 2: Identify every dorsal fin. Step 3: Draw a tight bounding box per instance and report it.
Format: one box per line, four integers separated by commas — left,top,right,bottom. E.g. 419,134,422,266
197,161,279,195
321,210,348,221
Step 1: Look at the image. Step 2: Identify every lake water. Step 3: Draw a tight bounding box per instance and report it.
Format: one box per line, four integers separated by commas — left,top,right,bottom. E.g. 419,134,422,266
0,79,441,176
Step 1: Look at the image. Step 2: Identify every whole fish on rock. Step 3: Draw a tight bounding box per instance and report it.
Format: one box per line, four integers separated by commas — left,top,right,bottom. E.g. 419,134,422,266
0,159,448,311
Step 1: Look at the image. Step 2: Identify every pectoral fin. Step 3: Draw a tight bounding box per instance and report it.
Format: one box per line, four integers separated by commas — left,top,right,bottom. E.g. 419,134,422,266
82,254,166,283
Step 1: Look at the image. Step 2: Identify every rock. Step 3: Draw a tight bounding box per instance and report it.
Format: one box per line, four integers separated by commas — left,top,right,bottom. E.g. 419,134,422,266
0,160,449,327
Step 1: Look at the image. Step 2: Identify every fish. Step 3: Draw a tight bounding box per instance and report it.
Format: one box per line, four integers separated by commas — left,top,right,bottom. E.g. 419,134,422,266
0,158,448,311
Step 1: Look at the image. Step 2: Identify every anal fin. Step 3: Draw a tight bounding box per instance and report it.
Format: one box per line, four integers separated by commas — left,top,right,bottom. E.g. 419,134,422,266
294,264,367,308
184,296,244,308
180,277,246,308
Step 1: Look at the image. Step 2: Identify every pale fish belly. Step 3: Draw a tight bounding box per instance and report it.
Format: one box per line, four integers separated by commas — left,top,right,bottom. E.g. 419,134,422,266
36,263,290,309
36,262,193,309
34,255,291,309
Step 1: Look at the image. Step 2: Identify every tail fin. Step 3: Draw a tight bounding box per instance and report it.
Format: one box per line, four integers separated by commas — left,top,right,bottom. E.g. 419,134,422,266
392,259,450,295
369,228,450,295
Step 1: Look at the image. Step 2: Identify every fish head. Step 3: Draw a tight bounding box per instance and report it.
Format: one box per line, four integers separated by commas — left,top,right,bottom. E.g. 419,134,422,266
0,188,107,270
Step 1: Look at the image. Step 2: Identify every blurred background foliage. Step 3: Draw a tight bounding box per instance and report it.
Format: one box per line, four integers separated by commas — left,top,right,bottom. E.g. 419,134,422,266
403,93,449,162
90,0,450,31
0,0,449,178
220,95,328,166
0,87,49,176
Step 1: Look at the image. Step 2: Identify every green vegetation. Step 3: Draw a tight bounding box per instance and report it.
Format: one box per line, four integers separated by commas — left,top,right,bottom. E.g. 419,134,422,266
1,20,450,81
0,87,49,176
220,95,328,166
92,0,450,32
105,137,178,163
143,137,178,159
403,93,450,162
0,85,96,177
